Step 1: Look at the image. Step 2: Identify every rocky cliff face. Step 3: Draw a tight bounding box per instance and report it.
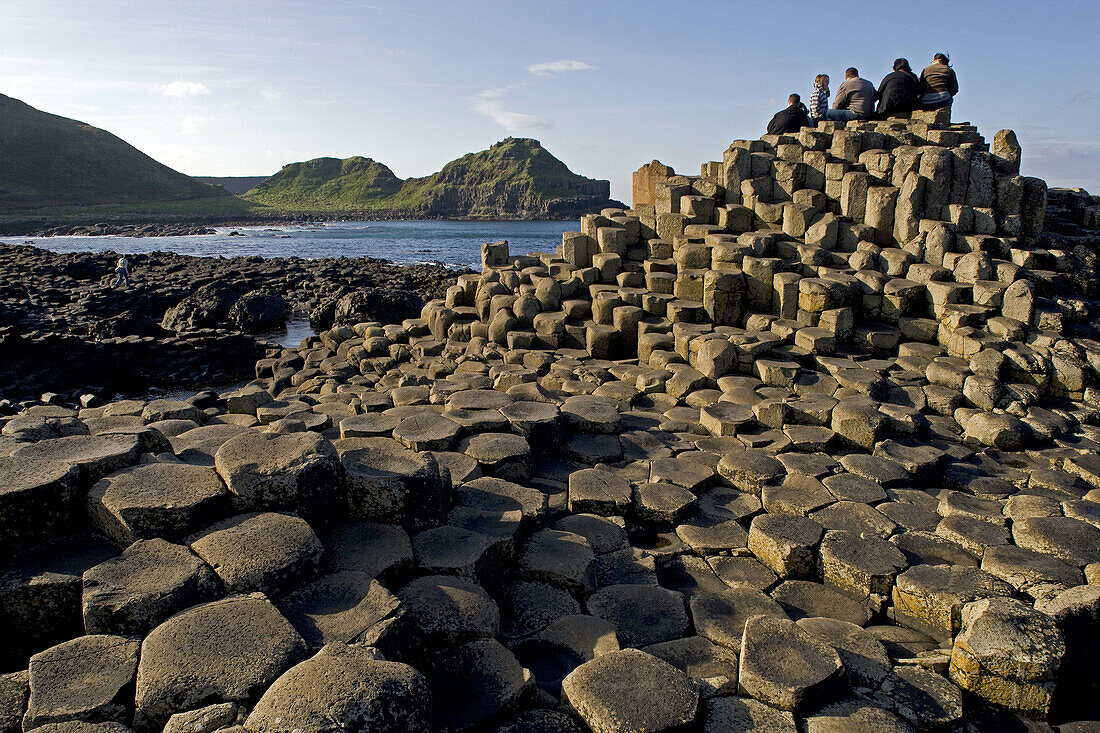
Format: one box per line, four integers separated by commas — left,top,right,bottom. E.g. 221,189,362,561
244,138,619,218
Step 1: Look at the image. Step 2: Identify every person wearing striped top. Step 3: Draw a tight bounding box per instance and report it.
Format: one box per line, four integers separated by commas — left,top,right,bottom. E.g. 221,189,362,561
808,74,830,124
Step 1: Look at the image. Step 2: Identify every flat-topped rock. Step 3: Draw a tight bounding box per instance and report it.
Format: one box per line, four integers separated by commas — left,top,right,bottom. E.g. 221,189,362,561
392,574,499,648
170,424,248,466
245,642,430,733
690,586,787,652
87,463,229,544
323,521,413,583
702,696,796,733
643,635,740,697
747,513,824,578
11,435,142,484
82,538,221,636
586,584,689,646
562,649,699,733
892,564,1015,640
498,579,579,640
277,571,400,649
737,614,846,714
391,414,461,451
950,596,1065,719
411,525,501,586
797,617,892,690
0,457,80,552
515,529,595,594
335,437,446,531
1012,516,1100,567
23,634,141,730
568,468,632,516
134,594,308,728
213,430,341,521
187,512,324,597
460,432,531,481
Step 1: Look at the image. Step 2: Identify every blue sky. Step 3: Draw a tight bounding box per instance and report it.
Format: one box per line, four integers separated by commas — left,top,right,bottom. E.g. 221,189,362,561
2,0,1099,202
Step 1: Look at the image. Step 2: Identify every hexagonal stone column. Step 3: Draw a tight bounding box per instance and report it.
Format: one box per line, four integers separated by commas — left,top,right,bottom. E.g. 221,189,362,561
187,512,324,597
562,649,699,733
949,596,1065,719
213,431,342,523
134,595,308,729
737,615,846,714
335,437,447,532
82,538,221,636
87,463,229,544
23,634,140,729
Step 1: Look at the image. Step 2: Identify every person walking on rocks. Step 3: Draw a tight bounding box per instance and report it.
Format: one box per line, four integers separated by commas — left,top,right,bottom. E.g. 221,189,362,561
919,53,958,110
113,255,131,287
766,94,810,135
875,58,920,118
825,67,875,122
808,74,830,125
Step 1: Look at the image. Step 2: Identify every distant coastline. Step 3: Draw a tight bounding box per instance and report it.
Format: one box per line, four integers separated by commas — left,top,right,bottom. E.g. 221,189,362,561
0,210,587,238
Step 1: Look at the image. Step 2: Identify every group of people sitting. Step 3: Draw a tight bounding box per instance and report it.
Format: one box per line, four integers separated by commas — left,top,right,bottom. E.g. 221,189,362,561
767,53,959,135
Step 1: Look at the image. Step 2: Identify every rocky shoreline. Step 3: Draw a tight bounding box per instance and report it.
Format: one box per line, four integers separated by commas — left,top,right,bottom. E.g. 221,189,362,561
0,243,469,407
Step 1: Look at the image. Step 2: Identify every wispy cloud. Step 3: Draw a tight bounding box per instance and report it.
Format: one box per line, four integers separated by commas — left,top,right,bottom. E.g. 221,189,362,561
471,86,550,132
180,115,204,135
527,59,595,77
261,88,282,100
160,80,210,98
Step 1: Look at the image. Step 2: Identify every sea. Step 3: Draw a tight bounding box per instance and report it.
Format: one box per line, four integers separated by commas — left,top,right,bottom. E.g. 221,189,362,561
4,219,574,271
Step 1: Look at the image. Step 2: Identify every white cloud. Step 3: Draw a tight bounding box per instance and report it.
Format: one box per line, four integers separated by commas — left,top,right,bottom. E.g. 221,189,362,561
180,115,204,135
261,89,282,100
160,80,210,98
527,59,594,77
471,87,550,132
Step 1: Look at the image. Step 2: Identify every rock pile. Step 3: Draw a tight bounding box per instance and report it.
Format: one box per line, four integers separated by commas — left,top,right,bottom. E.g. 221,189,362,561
3,109,1100,731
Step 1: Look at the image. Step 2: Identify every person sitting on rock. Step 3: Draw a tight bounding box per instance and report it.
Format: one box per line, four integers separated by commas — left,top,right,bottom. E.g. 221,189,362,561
875,58,921,118
919,52,958,110
808,74,830,125
766,94,811,135
113,255,131,287
825,67,875,122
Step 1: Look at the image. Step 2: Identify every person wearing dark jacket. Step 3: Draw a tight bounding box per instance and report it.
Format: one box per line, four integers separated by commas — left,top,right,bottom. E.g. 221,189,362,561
876,58,920,117
767,94,810,135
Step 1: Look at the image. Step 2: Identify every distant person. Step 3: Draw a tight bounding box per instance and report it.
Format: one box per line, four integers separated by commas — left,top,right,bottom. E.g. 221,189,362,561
876,58,920,118
766,94,810,135
919,53,958,110
808,74,830,124
825,67,875,122
113,255,131,287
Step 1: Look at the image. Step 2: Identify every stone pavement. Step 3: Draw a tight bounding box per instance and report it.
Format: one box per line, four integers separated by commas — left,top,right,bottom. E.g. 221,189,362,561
3,109,1100,731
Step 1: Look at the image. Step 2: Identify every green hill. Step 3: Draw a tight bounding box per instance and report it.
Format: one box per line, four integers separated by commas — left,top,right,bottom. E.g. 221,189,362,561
0,94,230,212
245,138,615,218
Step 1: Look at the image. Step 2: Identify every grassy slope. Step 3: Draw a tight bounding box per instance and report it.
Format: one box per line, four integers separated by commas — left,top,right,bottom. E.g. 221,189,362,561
0,94,229,213
244,138,609,213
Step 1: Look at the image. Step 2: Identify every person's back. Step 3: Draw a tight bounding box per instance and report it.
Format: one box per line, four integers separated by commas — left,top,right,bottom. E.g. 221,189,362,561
766,94,810,135
826,68,875,121
876,58,920,117
919,53,958,109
